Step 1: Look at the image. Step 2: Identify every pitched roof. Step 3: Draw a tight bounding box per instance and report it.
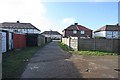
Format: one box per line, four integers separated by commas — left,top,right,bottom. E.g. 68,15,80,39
41,31,61,35
0,21,40,31
94,24,120,32
63,23,92,31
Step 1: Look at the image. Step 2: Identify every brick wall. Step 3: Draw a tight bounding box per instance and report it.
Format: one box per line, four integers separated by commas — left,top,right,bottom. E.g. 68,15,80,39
63,30,92,38
62,37,78,50
62,37,70,46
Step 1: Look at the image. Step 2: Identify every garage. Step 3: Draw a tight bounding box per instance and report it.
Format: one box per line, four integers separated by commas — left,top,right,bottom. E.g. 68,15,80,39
2,31,7,53
13,33,26,49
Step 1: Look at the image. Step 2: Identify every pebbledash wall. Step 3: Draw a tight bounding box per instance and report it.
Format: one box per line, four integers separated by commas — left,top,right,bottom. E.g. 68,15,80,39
62,37,119,52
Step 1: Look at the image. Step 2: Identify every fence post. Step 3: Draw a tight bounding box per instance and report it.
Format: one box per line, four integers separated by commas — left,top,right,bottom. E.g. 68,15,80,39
69,37,71,48
93,38,96,50
77,37,79,51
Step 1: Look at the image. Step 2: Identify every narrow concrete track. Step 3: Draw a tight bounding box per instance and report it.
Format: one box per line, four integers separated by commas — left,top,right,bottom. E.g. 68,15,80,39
22,41,118,78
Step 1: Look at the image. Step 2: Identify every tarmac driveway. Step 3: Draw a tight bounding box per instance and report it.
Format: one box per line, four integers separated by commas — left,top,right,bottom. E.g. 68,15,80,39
21,41,119,78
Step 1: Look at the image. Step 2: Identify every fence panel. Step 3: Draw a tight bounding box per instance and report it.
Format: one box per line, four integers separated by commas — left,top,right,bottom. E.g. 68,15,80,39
78,39,94,51
78,38,119,52
62,37,119,52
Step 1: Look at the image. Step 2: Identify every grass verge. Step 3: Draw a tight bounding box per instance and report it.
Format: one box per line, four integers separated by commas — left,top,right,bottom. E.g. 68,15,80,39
2,46,42,78
58,42,73,51
59,42,118,56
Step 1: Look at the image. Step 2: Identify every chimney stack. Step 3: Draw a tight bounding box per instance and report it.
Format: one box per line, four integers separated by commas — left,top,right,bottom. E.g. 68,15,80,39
74,23,78,25
17,21,20,23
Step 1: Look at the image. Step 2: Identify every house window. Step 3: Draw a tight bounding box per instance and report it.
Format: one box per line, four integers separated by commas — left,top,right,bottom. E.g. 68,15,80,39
80,30,85,34
73,30,77,34
107,31,112,35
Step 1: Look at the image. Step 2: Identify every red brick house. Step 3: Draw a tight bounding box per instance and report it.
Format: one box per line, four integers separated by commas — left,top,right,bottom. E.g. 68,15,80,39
62,23,93,38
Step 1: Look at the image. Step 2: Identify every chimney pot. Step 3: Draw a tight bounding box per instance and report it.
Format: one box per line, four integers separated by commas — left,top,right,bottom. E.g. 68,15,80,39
17,21,20,23
74,23,78,25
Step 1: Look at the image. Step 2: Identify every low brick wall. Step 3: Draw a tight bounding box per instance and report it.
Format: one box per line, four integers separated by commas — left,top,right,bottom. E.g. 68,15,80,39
62,37,70,46
62,37,78,50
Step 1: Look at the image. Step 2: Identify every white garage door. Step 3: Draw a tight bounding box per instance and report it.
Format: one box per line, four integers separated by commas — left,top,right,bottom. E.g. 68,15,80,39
2,32,6,53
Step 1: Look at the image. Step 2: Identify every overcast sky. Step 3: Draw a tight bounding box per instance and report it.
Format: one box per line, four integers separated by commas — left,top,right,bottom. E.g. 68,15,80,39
0,0,119,33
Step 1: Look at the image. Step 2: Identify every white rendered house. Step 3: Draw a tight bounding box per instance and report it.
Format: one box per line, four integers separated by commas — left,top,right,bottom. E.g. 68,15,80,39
94,24,120,39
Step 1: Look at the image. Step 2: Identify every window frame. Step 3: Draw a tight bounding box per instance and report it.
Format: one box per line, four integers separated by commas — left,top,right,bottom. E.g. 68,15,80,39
73,30,77,34
80,30,85,34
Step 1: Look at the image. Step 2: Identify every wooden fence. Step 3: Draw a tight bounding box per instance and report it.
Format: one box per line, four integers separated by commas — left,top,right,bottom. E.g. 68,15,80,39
62,37,119,52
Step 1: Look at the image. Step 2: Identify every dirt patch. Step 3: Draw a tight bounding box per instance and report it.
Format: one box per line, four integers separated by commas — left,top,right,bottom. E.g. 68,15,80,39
70,55,118,78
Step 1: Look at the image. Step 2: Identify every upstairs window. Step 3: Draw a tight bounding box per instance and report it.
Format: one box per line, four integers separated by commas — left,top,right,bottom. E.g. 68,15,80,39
73,30,77,34
80,30,85,34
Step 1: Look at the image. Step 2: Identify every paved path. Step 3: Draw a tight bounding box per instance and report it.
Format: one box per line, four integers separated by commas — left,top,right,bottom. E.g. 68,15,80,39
22,41,118,78
22,41,81,78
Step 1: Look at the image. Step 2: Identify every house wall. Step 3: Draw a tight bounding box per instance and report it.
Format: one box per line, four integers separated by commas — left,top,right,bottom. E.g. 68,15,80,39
51,35,61,39
64,30,92,38
94,31,120,39
106,31,119,39
13,33,26,49
1,28,40,34
42,34,61,40
94,31,106,38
